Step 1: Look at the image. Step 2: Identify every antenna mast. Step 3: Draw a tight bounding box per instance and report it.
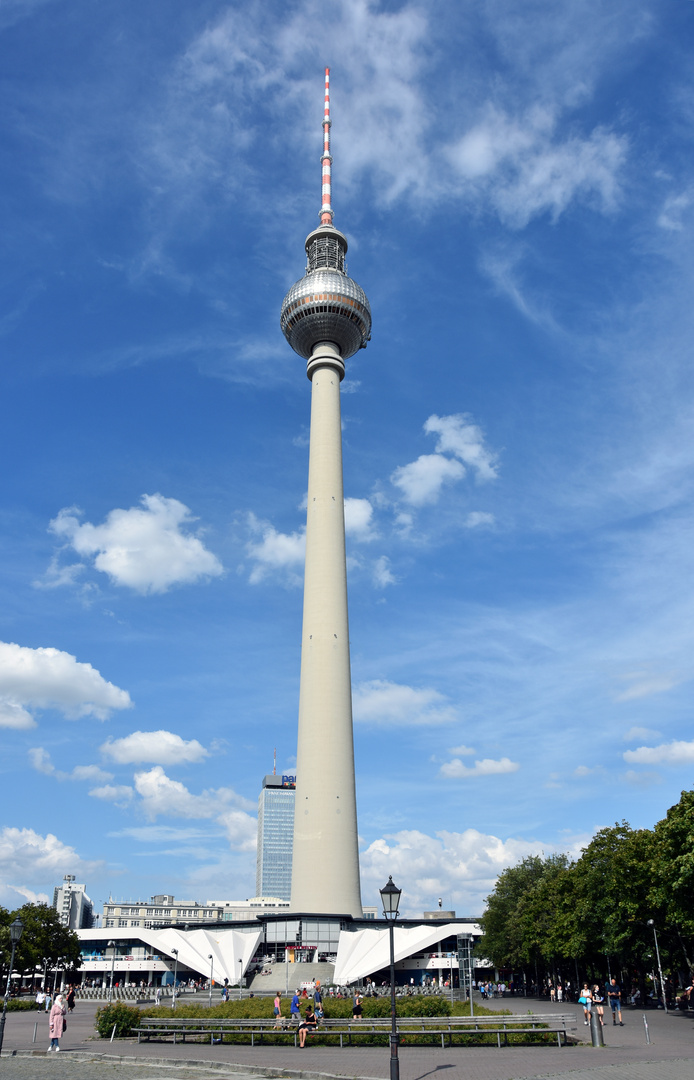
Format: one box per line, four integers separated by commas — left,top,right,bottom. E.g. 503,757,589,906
320,67,333,225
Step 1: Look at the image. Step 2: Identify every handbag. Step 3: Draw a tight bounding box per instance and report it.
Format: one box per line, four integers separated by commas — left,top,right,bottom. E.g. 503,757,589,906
578,996,587,1005
63,1018,67,1032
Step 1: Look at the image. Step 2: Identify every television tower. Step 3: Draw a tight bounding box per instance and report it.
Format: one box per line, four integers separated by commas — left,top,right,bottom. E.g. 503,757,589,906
280,69,371,917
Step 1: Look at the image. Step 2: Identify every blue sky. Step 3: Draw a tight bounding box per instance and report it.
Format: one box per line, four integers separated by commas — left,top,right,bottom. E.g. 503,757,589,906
1,0,694,920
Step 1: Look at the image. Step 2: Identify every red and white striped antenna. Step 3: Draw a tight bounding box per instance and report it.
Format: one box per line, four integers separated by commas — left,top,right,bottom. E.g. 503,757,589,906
320,67,333,225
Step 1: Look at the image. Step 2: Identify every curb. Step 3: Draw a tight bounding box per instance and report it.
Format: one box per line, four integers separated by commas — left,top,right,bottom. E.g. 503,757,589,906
3,1049,380,1080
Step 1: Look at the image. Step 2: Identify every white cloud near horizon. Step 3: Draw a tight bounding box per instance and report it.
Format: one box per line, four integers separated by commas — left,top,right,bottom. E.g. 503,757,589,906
623,725,661,743
101,730,209,765
48,494,223,595
0,641,132,728
440,756,520,779
623,739,694,766
359,825,590,916
353,680,458,726
0,826,102,907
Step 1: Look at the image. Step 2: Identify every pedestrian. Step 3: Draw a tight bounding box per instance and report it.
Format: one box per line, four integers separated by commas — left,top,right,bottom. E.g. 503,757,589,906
35,989,45,1012
592,984,604,1026
48,993,66,1052
66,986,76,1013
578,983,592,1025
298,1005,317,1047
352,991,363,1020
273,991,283,1029
550,982,556,1003
291,990,301,1023
44,991,52,1012
607,977,624,1025
557,982,563,1002
155,987,162,1006
313,981,322,1013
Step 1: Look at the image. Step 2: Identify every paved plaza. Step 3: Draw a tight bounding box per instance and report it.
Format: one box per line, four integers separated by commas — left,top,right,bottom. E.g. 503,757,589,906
1,998,692,1080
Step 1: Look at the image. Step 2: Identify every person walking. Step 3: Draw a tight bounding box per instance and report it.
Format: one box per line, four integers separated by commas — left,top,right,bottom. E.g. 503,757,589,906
35,989,45,1012
579,983,592,1025
352,991,363,1019
66,986,76,1013
592,984,604,1026
273,991,283,1029
48,993,66,1052
291,990,301,1023
44,991,52,1013
607,977,623,1025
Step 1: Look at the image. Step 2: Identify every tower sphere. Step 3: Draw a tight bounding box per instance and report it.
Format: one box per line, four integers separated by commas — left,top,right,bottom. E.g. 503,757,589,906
280,225,371,365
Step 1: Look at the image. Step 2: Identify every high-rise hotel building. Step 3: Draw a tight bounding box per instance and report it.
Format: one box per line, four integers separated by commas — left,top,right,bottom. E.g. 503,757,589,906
255,774,296,901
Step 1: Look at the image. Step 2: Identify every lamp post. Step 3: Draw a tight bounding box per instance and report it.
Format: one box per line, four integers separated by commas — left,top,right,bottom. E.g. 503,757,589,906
0,917,24,1054
380,876,402,1080
647,920,667,1013
108,941,116,1003
238,959,243,990
208,955,213,1009
171,949,179,1009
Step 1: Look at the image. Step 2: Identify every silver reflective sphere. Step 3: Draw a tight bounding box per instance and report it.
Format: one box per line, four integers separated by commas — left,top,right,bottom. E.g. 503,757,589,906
280,269,371,360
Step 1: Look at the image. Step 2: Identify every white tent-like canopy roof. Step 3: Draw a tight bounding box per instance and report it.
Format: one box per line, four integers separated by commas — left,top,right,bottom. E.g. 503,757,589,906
77,926,262,985
334,922,479,985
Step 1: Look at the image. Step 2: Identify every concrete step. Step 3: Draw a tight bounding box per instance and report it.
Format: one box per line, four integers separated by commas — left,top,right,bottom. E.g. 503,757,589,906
248,961,335,994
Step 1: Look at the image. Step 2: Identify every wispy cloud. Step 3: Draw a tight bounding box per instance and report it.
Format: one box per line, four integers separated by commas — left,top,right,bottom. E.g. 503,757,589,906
440,756,519,779
353,680,458,726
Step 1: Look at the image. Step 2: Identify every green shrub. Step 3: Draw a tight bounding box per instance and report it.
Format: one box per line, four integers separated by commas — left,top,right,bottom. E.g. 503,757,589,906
5,999,38,1012
94,1002,141,1038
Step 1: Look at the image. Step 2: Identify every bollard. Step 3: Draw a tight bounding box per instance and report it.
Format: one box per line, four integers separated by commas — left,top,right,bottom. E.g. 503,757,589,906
32,1022,37,1044
589,1008,604,1047
643,1013,650,1045
110,1023,117,1043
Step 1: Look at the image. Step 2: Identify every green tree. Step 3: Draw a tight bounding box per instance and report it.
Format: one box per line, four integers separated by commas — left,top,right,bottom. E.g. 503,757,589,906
0,904,81,981
651,788,694,973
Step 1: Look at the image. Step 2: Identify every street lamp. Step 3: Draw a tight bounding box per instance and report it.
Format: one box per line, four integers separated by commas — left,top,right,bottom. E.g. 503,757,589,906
108,941,116,1003
647,920,667,1013
238,959,243,989
380,876,402,1080
208,954,213,1009
171,949,179,1009
0,917,24,1054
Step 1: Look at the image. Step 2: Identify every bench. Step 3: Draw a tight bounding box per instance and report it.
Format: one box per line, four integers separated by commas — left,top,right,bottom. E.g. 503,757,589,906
133,1012,576,1050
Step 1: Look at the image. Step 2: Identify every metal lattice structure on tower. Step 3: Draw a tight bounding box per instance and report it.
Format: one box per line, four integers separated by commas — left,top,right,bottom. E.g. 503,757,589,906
279,70,370,917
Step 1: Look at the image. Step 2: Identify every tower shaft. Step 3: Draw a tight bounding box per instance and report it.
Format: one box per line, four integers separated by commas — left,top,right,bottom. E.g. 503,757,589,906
290,341,362,916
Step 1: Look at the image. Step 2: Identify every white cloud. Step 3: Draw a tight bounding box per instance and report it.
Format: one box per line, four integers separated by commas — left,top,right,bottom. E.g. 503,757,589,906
344,497,375,540
440,757,520,779
0,701,36,730
101,730,209,765
448,105,626,227
29,747,113,783
465,512,495,529
391,454,465,507
623,740,694,766
424,414,499,482
353,680,457,726
0,641,132,726
614,670,683,701
89,784,135,803
49,494,223,595
657,191,690,231
623,725,661,743
246,514,305,584
372,556,396,588
131,767,256,851
0,826,101,906
359,826,569,916
447,744,475,757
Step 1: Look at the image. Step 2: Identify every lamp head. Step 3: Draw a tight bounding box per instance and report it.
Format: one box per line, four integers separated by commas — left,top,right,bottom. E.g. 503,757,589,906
9,917,23,945
379,876,402,920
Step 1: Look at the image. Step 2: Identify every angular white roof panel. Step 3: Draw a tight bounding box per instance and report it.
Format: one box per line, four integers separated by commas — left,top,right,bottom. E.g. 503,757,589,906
334,922,479,985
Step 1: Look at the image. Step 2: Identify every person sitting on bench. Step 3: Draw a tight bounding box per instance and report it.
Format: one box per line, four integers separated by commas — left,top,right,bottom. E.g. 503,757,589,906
298,1006,317,1047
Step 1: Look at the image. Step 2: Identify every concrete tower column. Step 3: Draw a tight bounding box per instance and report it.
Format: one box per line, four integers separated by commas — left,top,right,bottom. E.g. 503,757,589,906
291,342,362,917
